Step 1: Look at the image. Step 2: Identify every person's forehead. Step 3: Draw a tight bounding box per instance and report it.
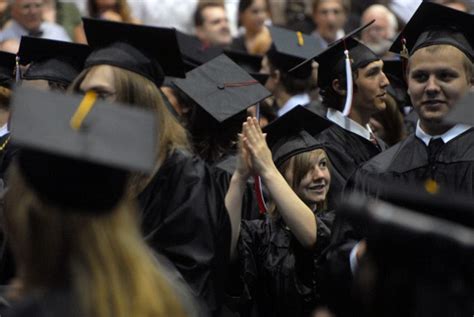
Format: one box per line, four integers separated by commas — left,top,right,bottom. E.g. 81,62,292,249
80,65,115,91
409,46,467,70
317,0,344,11
16,0,43,5
202,6,226,21
360,59,383,70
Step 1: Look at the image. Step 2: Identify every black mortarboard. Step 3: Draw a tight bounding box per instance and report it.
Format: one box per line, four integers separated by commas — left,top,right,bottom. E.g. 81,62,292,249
267,26,324,79
10,86,156,212
389,2,474,61
263,105,332,167
342,191,474,317
224,49,269,85
0,51,16,87
445,91,474,126
18,36,91,85
83,18,185,87
176,31,222,71
172,54,271,123
291,21,379,89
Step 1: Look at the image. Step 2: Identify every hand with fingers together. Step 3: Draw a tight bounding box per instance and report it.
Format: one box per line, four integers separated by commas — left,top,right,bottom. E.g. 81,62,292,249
235,133,254,180
242,117,277,179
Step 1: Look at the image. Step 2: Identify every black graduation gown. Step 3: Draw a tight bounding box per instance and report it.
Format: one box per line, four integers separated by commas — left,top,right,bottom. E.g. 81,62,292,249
138,149,231,316
237,211,335,317
212,155,262,221
321,128,474,317
315,124,386,209
0,133,18,285
0,133,17,180
348,128,474,196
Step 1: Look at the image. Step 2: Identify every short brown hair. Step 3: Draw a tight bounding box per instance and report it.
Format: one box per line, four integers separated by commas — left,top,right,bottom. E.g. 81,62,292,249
194,2,225,27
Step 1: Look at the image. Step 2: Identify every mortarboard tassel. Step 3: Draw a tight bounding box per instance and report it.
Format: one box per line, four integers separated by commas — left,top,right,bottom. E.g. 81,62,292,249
15,56,21,84
341,49,353,117
296,31,304,47
70,91,98,130
254,102,267,214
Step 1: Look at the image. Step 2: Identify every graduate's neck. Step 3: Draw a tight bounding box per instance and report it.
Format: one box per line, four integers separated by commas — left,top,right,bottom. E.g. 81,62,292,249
274,88,291,110
420,120,454,136
0,109,9,128
348,105,371,127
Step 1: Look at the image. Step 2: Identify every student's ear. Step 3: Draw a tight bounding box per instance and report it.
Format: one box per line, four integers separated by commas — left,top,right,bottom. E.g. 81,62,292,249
271,69,281,83
332,78,346,96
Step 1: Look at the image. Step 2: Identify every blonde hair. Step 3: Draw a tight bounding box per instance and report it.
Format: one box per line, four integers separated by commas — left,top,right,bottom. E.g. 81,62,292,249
70,66,190,194
4,162,186,317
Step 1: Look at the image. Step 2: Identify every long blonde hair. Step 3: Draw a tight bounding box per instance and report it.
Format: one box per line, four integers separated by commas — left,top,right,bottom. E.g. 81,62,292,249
70,66,191,194
4,162,187,317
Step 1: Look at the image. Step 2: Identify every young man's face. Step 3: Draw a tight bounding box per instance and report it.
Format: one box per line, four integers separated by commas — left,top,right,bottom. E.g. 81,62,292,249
196,6,232,47
407,46,472,128
352,59,389,114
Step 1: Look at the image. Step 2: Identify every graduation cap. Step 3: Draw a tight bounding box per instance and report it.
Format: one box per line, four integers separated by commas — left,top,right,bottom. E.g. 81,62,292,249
267,26,325,79
389,2,474,60
18,36,91,85
10,86,156,212
224,49,269,85
263,105,332,167
82,17,185,87
341,191,474,317
291,21,379,89
172,54,271,123
0,51,16,87
444,91,474,126
176,31,223,71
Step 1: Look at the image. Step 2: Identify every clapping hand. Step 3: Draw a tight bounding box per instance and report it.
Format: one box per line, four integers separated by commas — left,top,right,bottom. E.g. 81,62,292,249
242,117,276,179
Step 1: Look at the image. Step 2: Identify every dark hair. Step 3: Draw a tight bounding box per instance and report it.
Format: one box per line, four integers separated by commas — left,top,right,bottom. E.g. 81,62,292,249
183,96,245,164
320,69,363,111
194,2,225,27
268,61,312,95
238,0,254,14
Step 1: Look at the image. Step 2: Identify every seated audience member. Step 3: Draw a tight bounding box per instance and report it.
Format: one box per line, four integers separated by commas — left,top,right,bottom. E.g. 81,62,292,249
231,0,271,55
194,2,232,48
360,4,398,57
0,0,70,47
311,0,349,48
